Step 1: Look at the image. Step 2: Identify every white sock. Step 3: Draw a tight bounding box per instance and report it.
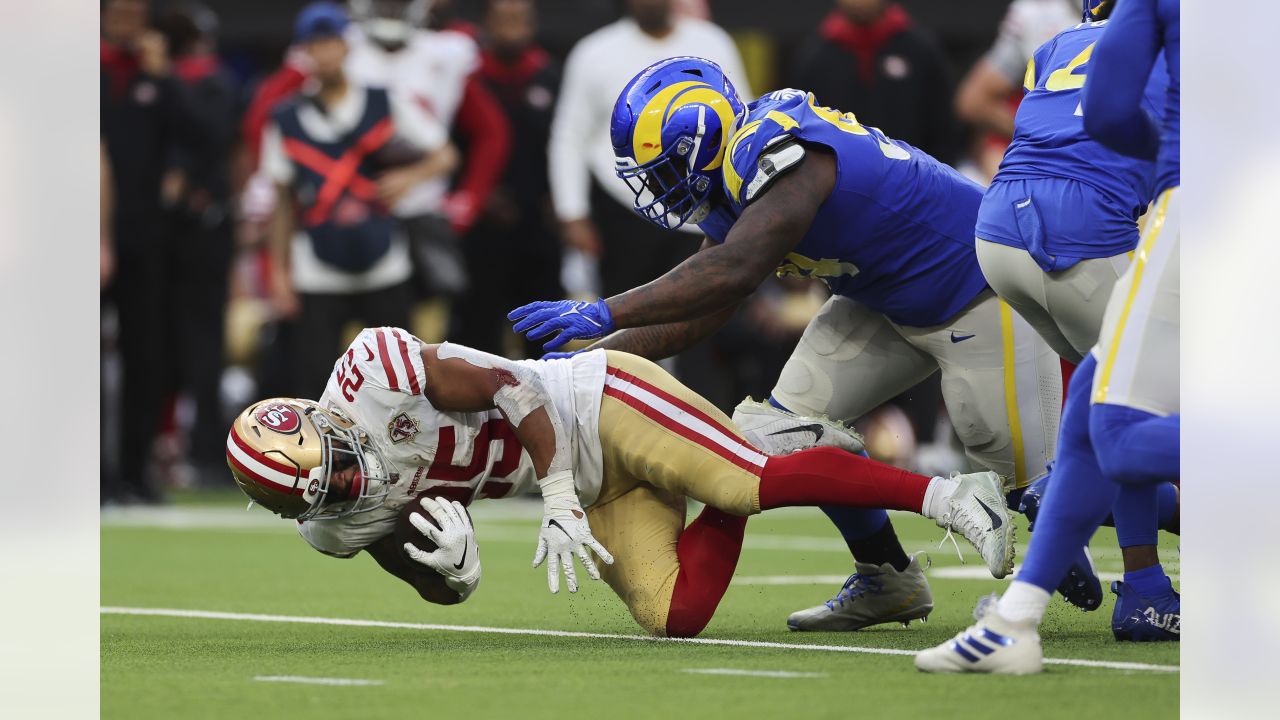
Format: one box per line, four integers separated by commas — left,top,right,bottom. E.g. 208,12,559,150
920,475,959,519
996,581,1051,624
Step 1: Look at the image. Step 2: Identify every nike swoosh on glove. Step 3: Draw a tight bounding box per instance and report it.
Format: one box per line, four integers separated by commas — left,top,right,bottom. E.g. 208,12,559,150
402,496,482,601
532,471,614,593
508,299,616,351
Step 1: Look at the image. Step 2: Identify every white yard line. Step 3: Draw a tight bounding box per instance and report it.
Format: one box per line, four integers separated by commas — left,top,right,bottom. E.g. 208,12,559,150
682,668,827,679
253,675,383,687
101,606,1179,674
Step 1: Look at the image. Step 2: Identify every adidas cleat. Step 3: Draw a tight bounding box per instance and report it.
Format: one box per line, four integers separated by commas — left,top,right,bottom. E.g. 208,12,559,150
1111,581,1180,642
937,471,1016,578
1018,473,1103,611
731,398,865,456
787,553,933,632
915,595,1043,675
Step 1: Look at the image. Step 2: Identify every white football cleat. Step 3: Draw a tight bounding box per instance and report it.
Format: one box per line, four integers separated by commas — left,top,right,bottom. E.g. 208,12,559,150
787,553,933,632
731,398,865,456
936,471,1016,578
915,595,1043,674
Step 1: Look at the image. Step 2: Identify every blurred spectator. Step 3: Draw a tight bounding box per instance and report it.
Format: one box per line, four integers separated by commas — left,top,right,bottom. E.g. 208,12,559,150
790,0,958,162
452,0,563,357
242,0,511,300
101,0,208,503
548,0,751,299
955,0,1077,180
156,3,240,486
260,2,459,396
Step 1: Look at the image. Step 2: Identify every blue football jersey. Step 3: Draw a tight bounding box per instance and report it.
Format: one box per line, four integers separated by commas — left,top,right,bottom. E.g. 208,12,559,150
977,20,1168,267
997,20,1168,220
698,89,988,328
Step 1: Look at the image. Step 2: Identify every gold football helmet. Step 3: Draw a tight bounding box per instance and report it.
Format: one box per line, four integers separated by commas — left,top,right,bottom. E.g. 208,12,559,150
226,398,392,520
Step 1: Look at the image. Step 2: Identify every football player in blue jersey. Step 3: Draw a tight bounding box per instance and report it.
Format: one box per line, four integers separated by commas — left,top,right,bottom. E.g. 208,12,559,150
508,55,1068,631
974,0,1181,619
917,0,1180,674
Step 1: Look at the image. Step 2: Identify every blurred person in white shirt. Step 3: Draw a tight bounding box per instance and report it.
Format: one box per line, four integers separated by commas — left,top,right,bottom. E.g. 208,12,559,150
548,0,751,299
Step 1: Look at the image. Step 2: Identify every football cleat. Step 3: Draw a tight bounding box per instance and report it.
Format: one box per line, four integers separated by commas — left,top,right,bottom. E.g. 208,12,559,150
1111,581,1180,642
1019,473,1103,611
936,471,1016,578
915,595,1043,674
731,398,865,456
787,553,933,632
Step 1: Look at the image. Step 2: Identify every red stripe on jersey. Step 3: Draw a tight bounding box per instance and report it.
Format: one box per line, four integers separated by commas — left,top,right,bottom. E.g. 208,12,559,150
226,448,300,495
375,329,400,391
602,385,763,476
605,366,761,456
392,329,421,395
229,426,303,477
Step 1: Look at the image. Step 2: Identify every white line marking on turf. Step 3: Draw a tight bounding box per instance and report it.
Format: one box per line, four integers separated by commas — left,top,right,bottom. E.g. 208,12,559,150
101,606,1179,674
253,676,384,687
683,668,827,679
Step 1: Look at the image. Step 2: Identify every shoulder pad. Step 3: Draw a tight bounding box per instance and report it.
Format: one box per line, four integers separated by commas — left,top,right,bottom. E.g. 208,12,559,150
723,111,804,206
347,327,427,396
742,136,806,206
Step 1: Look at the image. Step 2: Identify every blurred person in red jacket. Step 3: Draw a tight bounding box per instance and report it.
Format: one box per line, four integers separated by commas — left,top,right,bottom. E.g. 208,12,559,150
791,0,959,163
241,0,511,300
450,0,563,358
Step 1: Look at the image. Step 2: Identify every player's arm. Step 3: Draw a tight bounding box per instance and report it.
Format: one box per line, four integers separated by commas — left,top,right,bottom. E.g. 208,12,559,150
584,237,740,359
604,147,835,328
419,344,613,594
1082,0,1162,159
364,533,465,605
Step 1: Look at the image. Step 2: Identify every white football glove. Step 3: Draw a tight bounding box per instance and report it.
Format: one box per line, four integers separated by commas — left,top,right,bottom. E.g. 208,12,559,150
402,496,482,601
532,471,614,593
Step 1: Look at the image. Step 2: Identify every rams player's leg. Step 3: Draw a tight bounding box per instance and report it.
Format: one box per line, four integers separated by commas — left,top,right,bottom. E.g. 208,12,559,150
1089,187,1181,638
899,290,1063,493
975,238,1129,363
763,296,939,627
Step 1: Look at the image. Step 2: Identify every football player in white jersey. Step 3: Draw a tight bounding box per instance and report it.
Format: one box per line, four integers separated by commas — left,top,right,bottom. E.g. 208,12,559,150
229,328,1017,637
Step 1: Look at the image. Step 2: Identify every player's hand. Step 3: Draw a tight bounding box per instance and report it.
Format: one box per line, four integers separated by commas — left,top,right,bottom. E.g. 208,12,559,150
402,496,482,600
540,349,583,361
377,167,421,206
532,471,614,593
508,299,616,351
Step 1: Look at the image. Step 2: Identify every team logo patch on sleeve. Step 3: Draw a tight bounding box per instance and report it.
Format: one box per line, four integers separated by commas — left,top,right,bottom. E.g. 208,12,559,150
254,403,302,435
388,413,421,444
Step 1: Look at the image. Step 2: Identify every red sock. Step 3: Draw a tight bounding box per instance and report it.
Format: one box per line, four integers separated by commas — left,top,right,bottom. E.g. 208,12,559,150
758,447,932,513
665,506,748,638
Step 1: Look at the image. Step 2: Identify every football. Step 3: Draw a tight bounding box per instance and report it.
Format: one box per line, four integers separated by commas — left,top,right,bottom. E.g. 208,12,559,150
393,496,440,555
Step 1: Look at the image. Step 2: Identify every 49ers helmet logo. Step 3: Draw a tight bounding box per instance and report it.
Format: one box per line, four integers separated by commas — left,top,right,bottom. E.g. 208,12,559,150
254,403,302,435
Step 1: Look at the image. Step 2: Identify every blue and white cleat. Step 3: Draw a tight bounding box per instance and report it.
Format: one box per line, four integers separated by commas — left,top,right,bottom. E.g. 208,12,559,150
1111,581,1180,642
915,595,1043,675
1019,473,1103,611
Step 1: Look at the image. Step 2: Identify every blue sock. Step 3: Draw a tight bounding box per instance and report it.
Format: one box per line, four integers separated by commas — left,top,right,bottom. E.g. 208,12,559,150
1113,483,1160,547
768,395,894,558
1157,482,1179,531
1124,563,1174,599
1090,405,1180,485
1016,355,1117,593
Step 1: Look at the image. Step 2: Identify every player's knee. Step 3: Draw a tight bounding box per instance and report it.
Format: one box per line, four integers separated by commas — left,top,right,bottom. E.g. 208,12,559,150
664,607,712,638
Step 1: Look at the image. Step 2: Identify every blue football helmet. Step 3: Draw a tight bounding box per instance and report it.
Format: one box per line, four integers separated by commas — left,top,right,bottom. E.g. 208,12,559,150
610,56,746,230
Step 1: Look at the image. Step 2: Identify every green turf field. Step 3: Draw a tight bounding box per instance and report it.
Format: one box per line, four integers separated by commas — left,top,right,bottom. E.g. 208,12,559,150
102,495,1179,719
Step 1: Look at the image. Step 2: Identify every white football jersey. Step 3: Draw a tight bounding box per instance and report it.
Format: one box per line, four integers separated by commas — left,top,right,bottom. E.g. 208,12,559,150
344,25,479,215
297,328,607,558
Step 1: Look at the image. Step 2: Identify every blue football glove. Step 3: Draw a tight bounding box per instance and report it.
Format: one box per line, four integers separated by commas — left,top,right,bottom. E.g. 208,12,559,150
508,299,616,351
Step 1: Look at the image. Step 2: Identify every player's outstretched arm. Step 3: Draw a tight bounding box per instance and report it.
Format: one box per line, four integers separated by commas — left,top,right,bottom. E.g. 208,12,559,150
1082,0,1162,159
605,147,835,329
